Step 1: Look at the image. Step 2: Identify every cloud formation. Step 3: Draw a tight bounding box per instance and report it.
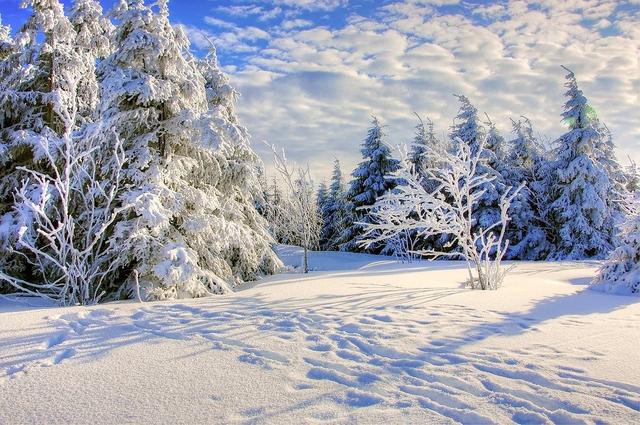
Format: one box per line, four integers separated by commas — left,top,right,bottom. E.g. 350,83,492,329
191,0,640,182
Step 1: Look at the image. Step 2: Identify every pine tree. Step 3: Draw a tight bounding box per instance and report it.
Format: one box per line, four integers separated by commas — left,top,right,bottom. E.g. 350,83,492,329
450,95,485,156
401,115,443,256
317,181,328,214
321,159,349,250
502,117,550,260
70,0,113,125
317,181,329,247
546,67,615,260
475,115,507,230
593,199,640,295
408,116,429,182
626,160,639,193
96,0,277,299
594,123,629,223
197,44,281,285
0,16,11,59
340,117,400,253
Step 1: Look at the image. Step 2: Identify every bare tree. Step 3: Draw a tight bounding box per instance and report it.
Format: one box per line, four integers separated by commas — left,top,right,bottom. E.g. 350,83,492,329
266,143,321,273
0,127,131,305
361,139,523,290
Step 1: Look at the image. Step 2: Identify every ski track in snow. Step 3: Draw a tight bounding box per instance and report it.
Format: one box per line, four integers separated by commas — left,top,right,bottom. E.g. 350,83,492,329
2,293,639,424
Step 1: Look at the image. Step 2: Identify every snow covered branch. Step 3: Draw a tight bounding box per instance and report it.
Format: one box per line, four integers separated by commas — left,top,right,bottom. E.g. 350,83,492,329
360,139,523,290
266,143,321,273
0,128,131,305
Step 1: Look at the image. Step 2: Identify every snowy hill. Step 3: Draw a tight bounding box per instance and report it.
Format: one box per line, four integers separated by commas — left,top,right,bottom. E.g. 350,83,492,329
1,246,639,424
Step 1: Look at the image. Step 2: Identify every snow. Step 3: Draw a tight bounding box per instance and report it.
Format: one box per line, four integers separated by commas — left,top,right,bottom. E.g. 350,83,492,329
1,246,639,424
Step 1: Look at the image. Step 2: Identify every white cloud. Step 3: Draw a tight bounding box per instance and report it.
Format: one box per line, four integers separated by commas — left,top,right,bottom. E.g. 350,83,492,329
280,18,313,30
272,0,348,12
197,0,640,181
203,16,236,30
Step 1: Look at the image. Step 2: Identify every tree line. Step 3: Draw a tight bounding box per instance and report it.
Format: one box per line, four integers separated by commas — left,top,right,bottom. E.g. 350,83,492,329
264,68,639,293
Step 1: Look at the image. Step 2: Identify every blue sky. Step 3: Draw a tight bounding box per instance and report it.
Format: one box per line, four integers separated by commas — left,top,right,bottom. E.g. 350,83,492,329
1,0,639,181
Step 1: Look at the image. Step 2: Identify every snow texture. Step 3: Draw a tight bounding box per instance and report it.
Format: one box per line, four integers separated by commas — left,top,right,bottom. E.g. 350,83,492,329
1,246,638,424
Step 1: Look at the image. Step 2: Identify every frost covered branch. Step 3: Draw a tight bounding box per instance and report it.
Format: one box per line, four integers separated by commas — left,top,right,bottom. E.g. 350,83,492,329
0,129,131,305
266,143,321,273
360,139,523,290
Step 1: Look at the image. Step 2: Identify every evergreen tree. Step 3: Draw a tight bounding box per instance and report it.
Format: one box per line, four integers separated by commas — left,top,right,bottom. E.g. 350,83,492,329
594,123,629,222
317,181,329,247
317,181,328,214
321,159,349,250
197,44,281,285
449,95,485,155
0,16,11,59
408,115,429,182
340,117,400,253
593,199,640,295
476,115,507,230
96,0,277,299
402,115,443,256
502,117,550,260
546,67,615,260
449,97,504,235
626,160,639,193
70,0,114,125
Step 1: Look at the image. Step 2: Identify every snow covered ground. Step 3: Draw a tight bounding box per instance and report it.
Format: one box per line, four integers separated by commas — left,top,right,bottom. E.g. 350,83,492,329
1,245,639,424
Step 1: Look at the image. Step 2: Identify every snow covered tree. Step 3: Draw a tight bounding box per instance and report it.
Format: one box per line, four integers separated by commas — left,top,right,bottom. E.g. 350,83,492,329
407,115,445,192
594,123,630,223
0,16,11,59
449,97,506,246
396,114,444,258
545,67,615,260
320,159,349,250
502,117,550,260
317,180,329,247
0,126,132,305
593,199,640,295
626,160,639,193
95,0,278,299
0,0,82,287
70,0,113,125
267,144,321,273
450,95,485,156
196,43,281,286
474,114,507,231
361,139,523,290
317,181,328,209
408,115,429,183
340,117,401,253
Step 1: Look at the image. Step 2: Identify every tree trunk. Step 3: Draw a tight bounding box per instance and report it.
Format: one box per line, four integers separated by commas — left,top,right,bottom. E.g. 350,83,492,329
303,246,308,274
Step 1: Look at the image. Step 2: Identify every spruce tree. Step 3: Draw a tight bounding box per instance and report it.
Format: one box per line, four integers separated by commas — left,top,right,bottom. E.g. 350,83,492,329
70,0,114,126
321,159,349,250
317,181,329,248
594,199,640,295
594,123,629,222
502,117,549,260
340,117,400,253
476,115,507,230
0,16,10,58
450,95,485,155
449,97,504,233
546,67,615,260
96,0,278,299
317,181,328,214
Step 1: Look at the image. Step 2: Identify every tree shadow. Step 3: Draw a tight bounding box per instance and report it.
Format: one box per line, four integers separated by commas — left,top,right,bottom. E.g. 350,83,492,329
419,286,640,355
